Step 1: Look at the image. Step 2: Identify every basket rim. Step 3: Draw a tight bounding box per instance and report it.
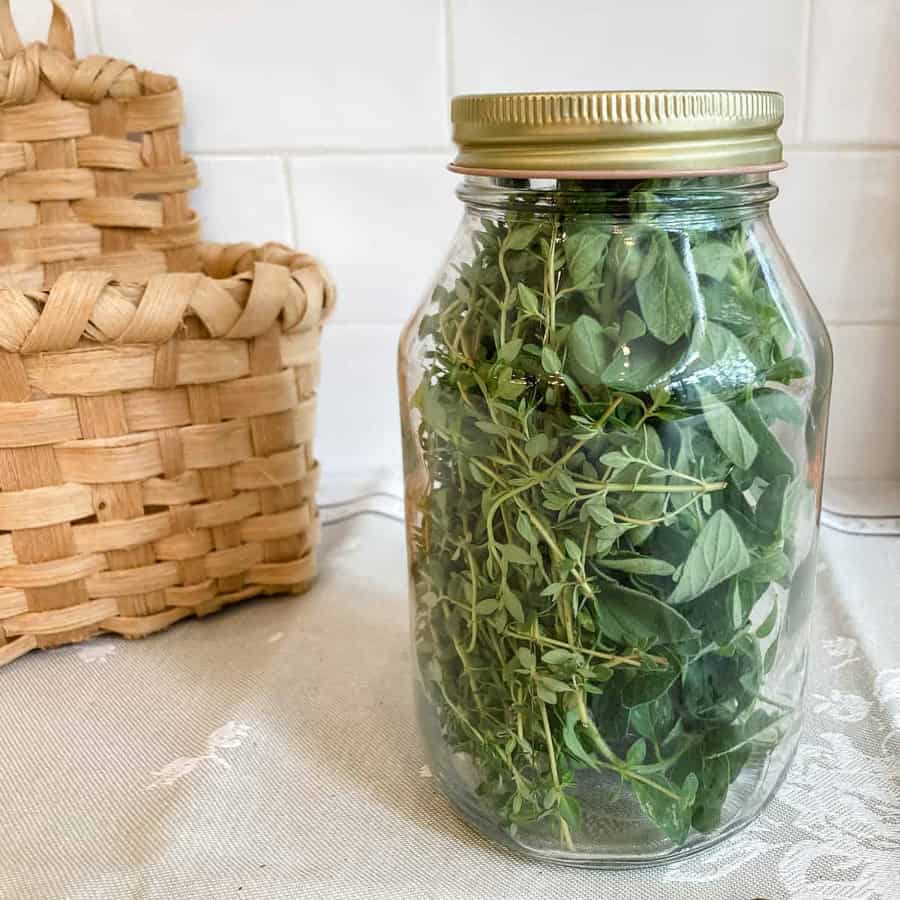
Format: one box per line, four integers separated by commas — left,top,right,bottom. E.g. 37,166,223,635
0,241,336,352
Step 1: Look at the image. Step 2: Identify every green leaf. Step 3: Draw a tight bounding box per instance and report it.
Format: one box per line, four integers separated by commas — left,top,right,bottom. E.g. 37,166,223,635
542,648,581,666
516,512,535,543
767,356,810,384
703,281,754,329
506,223,541,250
525,433,550,459
562,710,595,765
475,598,500,615
503,589,525,623
420,387,447,431
598,556,675,576
626,738,648,766
622,663,680,707
602,335,686,392
565,227,610,287
682,639,761,725
670,511,752,605
426,658,443,684
518,283,541,316
599,449,631,469
500,544,536,566
733,399,795,481
691,755,731,832
705,709,785,758
537,686,558,704
498,338,523,363
475,420,517,438
756,601,778,639
583,495,614,525
495,367,527,400
564,538,582,561
691,321,758,393
754,388,805,427
539,675,572,693
619,309,647,344
636,235,695,345
682,579,746,645
594,579,700,648
743,548,790,583
629,692,676,742
692,240,736,280
700,392,758,469
632,775,694,844
557,469,577,496
541,345,562,374
567,315,612,386
755,474,791,536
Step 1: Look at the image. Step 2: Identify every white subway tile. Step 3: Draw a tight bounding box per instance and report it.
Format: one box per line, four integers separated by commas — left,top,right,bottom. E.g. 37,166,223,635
193,157,292,247
9,0,97,54
289,155,461,324
806,0,900,143
94,0,447,151
826,325,900,481
317,325,403,474
449,0,809,141
772,151,900,324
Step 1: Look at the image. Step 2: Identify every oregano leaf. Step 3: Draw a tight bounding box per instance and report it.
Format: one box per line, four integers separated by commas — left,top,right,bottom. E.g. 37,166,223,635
692,240,736,280
567,315,612,386
700,392,758,470
636,235,694,345
565,227,610,288
670,511,751,605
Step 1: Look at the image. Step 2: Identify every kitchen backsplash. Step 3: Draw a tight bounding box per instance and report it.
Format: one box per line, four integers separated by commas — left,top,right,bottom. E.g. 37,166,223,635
16,0,899,482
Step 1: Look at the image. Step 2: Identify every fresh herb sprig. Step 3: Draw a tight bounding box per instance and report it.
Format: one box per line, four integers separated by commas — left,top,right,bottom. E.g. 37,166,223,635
407,180,810,848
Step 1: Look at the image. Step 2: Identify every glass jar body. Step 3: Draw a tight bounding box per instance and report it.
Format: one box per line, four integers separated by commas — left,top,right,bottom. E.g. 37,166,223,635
399,175,832,867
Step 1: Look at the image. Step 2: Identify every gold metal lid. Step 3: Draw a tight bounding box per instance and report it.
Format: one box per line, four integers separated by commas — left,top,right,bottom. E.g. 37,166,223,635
450,90,785,178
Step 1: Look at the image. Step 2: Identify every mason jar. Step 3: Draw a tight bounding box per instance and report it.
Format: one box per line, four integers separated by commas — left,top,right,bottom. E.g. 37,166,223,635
398,91,832,867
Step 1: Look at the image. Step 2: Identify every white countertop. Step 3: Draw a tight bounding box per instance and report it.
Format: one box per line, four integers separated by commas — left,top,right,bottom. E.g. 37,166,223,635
0,476,897,900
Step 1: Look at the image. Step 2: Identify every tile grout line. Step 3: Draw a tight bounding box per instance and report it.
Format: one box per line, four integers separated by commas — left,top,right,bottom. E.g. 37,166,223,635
785,143,900,154
189,146,455,159
441,0,455,107
799,0,817,142
326,322,407,331
281,156,300,249
87,0,103,53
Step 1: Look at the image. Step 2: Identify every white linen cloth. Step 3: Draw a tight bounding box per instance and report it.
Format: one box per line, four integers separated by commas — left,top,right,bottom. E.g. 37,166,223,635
0,473,897,900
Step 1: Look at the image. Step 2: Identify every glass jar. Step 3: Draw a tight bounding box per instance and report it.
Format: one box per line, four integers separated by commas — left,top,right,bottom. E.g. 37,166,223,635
399,91,832,867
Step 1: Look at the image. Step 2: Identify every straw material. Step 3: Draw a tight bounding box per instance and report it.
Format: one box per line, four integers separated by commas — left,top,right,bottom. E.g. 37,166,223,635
0,0,201,290
0,241,335,667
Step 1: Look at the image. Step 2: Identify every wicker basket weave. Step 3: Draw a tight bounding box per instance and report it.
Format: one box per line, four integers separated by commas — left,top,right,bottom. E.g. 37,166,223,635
0,241,335,669
0,0,201,290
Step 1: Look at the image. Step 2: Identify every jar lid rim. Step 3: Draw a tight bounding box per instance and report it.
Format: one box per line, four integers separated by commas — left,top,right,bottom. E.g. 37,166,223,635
451,90,784,175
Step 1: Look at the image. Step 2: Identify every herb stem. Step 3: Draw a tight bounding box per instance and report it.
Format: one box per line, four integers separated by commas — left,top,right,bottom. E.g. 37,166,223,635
575,691,620,766
538,696,575,851
465,548,480,652
438,682,484,745
573,480,727,494
498,243,513,346
507,630,642,668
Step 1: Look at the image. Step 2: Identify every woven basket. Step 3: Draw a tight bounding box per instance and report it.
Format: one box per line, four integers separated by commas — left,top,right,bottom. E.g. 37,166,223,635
0,0,201,289
0,241,335,669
